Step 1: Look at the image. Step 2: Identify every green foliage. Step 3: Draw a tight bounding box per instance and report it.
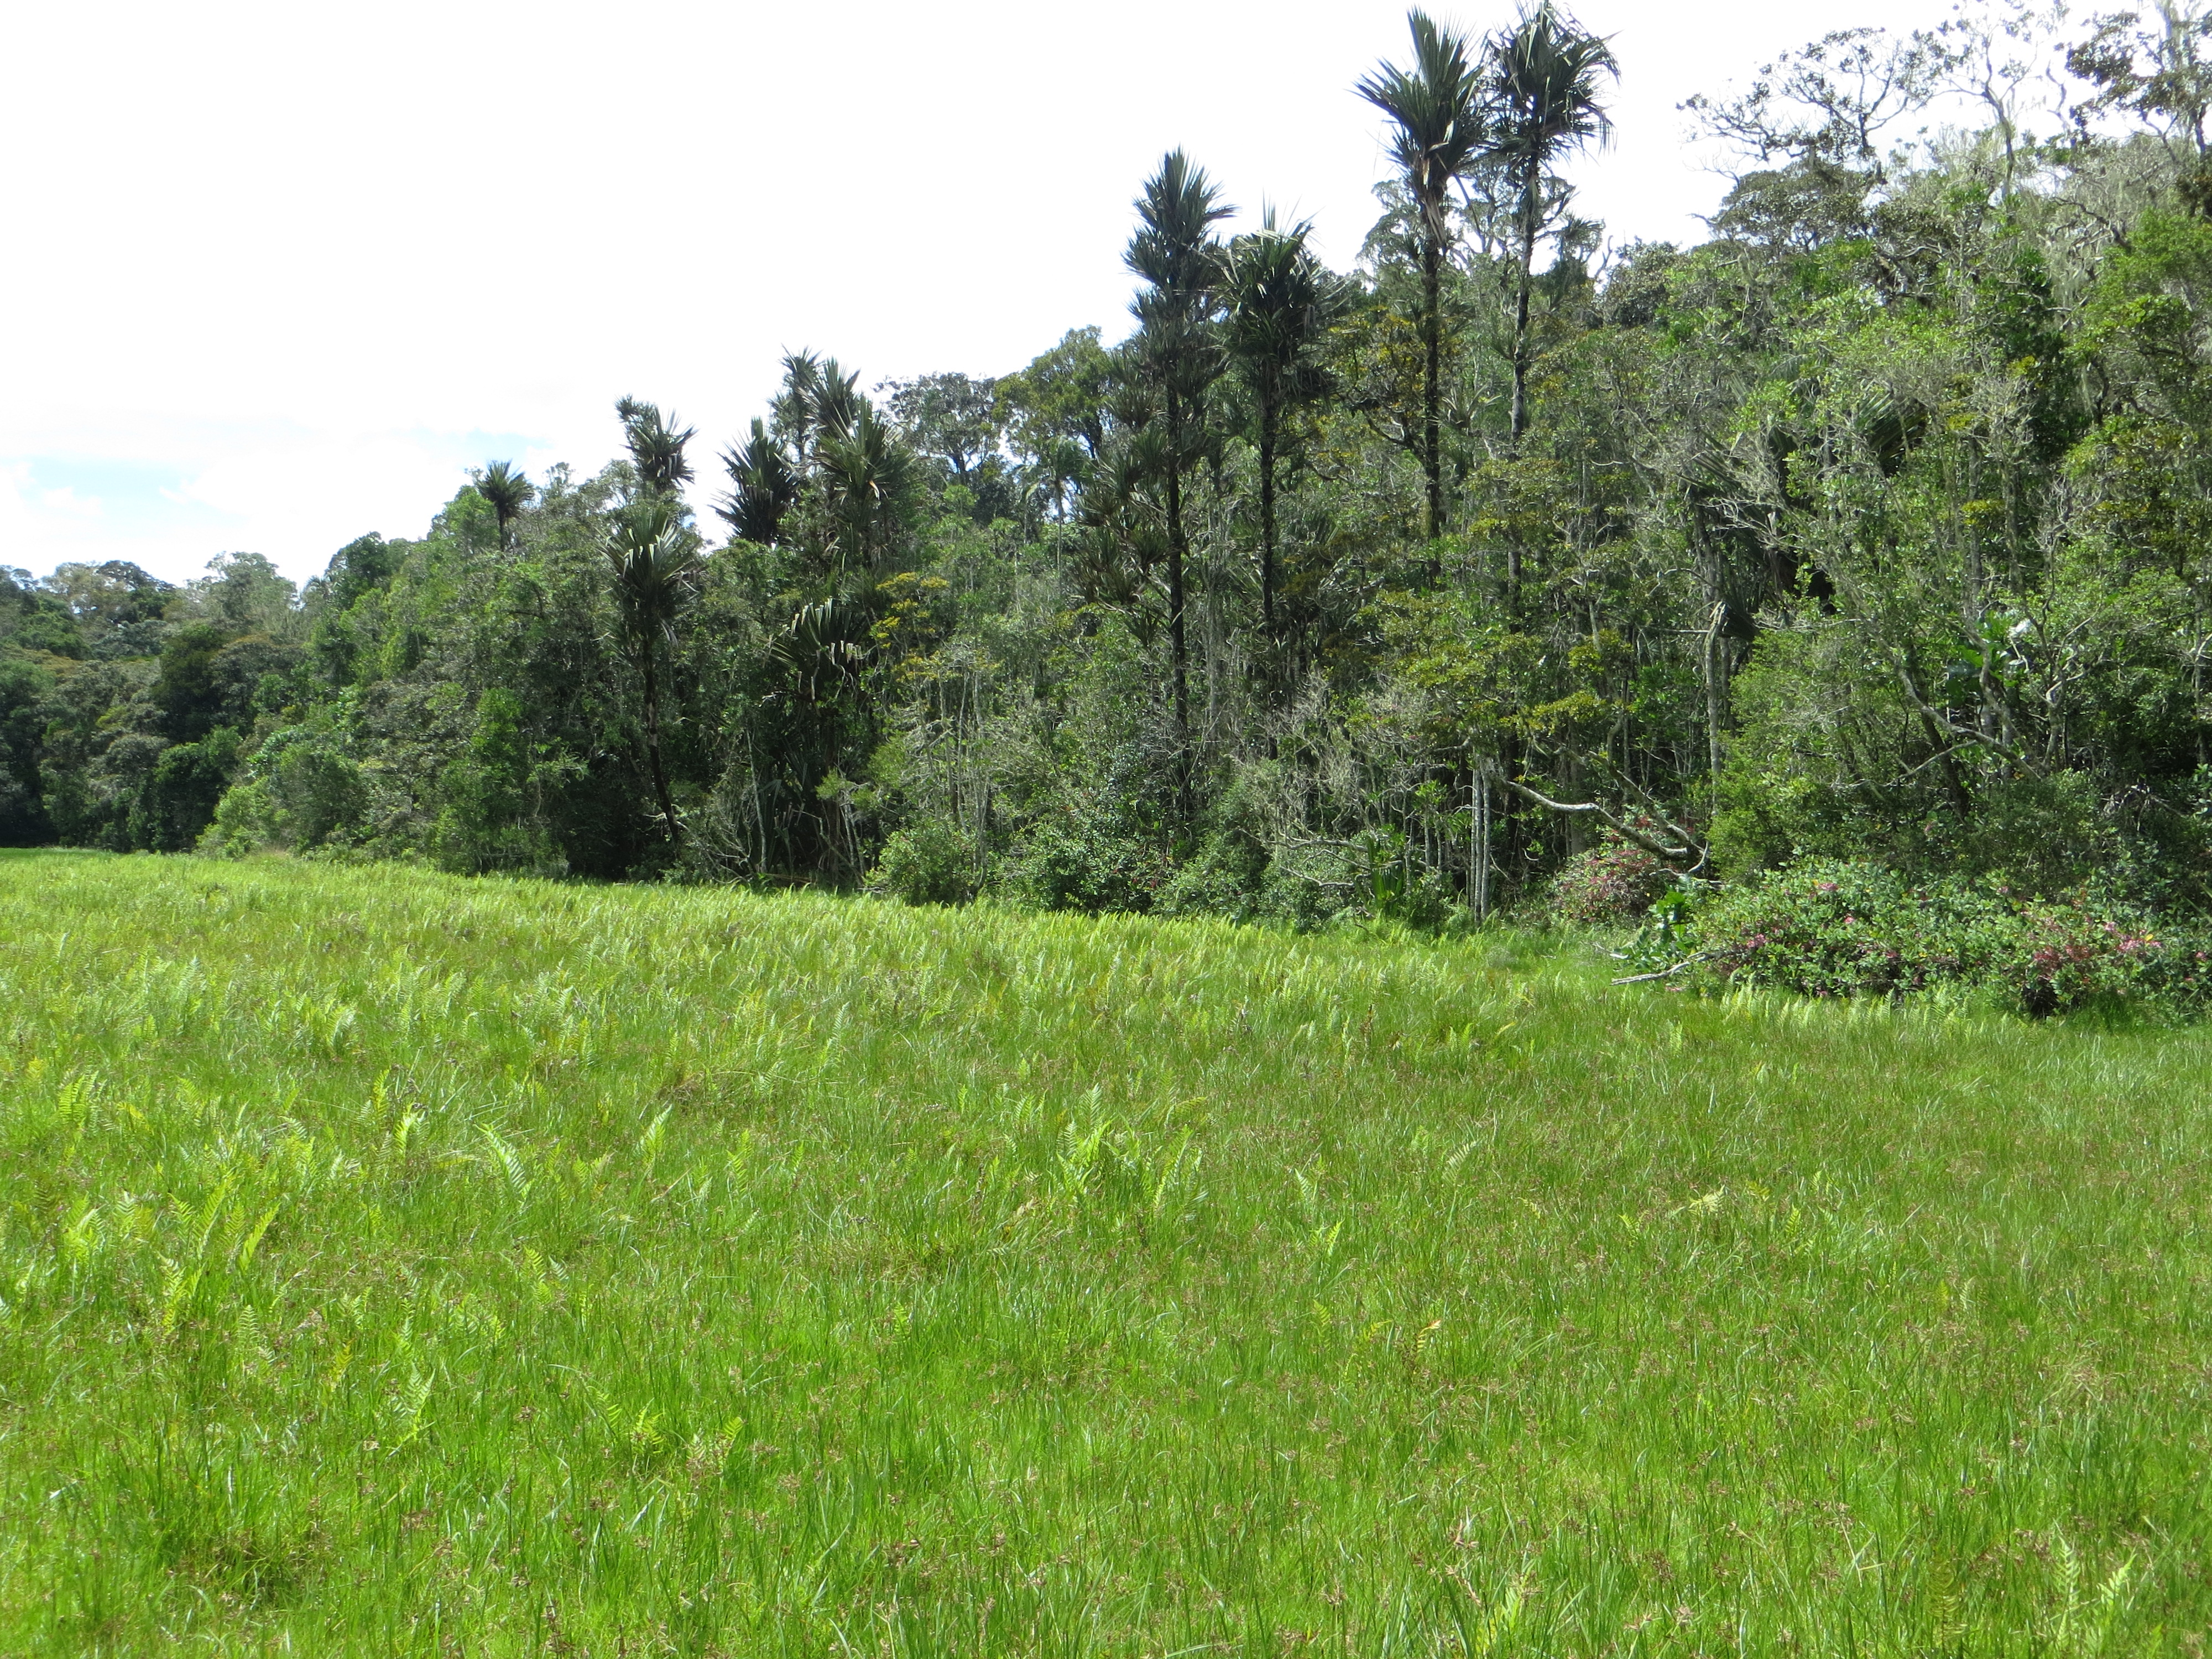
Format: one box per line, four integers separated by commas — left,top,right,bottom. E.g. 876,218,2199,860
432,688,560,874
14,15,2212,1012
1154,826,1270,921
202,724,363,857
0,651,54,845
996,807,1169,915
132,727,243,853
868,814,976,905
1548,830,1670,924
1653,857,2212,1017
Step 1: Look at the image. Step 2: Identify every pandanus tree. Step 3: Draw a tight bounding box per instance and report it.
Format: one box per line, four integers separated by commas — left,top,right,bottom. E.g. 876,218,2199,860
774,352,863,460
476,461,531,548
602,498,700,842
1125,149,1231,806
717,419,800,546
817,405,915,572
1483,1,1616,449
1359,11,1485,542
616,397,697,493
810,364,865,448
1076,424,1173,640
1218,213,1347,644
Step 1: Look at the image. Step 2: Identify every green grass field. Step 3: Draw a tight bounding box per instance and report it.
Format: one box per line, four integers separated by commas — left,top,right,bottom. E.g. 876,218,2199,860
3,850,2210,1655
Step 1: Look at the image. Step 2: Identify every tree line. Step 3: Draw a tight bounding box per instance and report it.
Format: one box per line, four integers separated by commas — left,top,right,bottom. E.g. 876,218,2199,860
9,1,2212,930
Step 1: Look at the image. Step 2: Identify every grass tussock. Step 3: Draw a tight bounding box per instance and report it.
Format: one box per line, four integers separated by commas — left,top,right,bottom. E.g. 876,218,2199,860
2,849,2209,1654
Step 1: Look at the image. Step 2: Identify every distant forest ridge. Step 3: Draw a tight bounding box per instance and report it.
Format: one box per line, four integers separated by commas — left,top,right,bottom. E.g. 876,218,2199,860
7,3,2212,956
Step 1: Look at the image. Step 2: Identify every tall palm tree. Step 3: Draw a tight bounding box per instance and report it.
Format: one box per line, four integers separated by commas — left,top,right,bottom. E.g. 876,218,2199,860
616,398,697,493
1483,1,1616,449
476,461,530,548
1219,213,1348,645
1126,149,1230,808
602,498,701,842
1358,10,1484,542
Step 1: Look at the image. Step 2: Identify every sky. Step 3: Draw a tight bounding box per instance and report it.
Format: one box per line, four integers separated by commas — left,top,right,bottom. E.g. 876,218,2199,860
1,0,1992,587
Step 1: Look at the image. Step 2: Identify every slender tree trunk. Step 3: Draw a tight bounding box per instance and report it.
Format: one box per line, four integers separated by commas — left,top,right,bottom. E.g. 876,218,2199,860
1470,759,1492,924
1166,388,1192,817
2198,588,2207,773
1510,216,1537,449
1259,392,1278,643
641,642,680,843
1422,229,1443,544
1506,194,1538,617
1702,600,1726,807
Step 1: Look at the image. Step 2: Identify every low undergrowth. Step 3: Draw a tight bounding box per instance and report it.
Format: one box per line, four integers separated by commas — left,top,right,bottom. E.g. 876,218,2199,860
1636,857,2212,1019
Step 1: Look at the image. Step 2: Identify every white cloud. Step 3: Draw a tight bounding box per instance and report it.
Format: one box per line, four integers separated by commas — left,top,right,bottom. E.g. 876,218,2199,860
39,484,102,522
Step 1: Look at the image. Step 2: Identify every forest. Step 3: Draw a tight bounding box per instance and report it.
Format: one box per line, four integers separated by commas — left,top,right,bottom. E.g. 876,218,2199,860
11,2,2212,964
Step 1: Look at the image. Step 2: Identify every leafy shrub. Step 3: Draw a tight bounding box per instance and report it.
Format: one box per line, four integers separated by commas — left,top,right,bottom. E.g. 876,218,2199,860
995,812,1166,914
1345,830,1458,930
1645,858,2212,1016
1155,830,1268,921
1672,861,2014,997
1243,827,1465,932
1550,832,1672,925
2010,900,2185,1016
201,776,281,856
273,735,367,847
870,817,977,906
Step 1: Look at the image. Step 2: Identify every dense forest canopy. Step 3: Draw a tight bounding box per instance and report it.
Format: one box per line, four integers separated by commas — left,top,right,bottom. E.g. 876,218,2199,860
12,1,2212,934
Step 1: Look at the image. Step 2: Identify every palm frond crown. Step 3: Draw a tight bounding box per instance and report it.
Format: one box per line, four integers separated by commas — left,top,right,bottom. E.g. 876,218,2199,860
476,461,531,541
717,420,799,547
617,398,698,492
818,405,915,565
1125,149,1233,304
1219,213,1349,397
1358,11,1485,239
602,499,701,648
1484,2,1618,192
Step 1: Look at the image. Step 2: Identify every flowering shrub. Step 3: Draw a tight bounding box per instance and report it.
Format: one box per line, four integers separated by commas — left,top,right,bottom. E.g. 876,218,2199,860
1550,832,1674,925
1641,858,2212,1017
2011,902,2181,1015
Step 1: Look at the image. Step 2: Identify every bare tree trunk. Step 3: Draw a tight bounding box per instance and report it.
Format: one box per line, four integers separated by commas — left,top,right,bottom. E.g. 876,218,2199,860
1470,759,1493,924
1166,388,1192,818
1422,232,1443,544
1510,217,1537,450
1702,600,1726,808
2198,593,2207,773
1259,395,1279,642
641,643,680,844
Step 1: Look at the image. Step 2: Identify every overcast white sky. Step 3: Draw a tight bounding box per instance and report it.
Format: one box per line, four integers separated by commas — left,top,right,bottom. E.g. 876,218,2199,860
2,0,1981,587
